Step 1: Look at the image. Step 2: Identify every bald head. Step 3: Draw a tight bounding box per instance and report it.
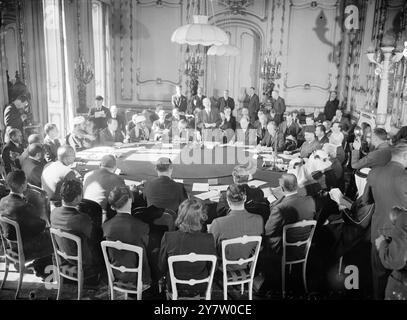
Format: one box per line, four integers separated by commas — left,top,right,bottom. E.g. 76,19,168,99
100,154,117,172
279,173,298,193
57,145,76,166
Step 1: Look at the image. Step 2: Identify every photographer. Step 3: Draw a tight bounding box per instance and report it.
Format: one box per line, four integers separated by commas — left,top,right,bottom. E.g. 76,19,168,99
351,127,391,170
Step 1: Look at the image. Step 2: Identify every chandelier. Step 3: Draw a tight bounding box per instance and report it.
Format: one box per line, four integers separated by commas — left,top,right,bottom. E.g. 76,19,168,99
261,50,281,99
171,15,228,46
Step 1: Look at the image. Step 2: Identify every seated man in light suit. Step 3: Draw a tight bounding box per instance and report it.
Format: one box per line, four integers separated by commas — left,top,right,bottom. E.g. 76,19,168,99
235,116,257,146
197,97,222,142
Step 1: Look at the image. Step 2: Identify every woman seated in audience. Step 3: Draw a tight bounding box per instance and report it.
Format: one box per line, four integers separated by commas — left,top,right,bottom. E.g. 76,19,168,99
159,199,216,297
66,116,95,151
127,115,150,143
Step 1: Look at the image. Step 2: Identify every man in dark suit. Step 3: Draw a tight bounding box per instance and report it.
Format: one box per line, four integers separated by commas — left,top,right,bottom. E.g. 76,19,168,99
0,170,52,277
351,127,391,170
247,87,260,124
197,98,221,130
99,118,125,146
171,85,188,114
217,165,265,218
83,155,126,212
218,90,235,113
189,87,206,113
271,90,286,125
2,128,24,174
259,121,285,152
88,95,111,131
324,91,339,121
362,141,407,299
21,143,44,188
110,105,126,134
143,157,188,212
4,95,28,134
235,116,257,146
315,124,329,148
331,109,351,133
51,179,102,280
254,110,268,143
43,123,61,162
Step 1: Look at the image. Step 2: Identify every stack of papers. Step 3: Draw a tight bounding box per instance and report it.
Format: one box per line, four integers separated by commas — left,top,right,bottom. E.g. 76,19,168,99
174,179,184,183
209,185,229,192
262,187,277,203
124,180,142,187
195,190,219,200
192,183,209,192
248,180,267,188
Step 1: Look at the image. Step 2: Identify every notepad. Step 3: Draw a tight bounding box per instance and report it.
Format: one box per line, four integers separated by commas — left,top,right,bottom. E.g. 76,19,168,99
174,179,184,183
195,190,218,200
248,180,267,188
192,183,209,192
124,180,142,187
115,168,121,175
209,185,229,192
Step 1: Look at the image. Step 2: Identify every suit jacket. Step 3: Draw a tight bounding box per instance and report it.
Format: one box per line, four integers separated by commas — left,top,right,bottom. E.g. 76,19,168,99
351,142,391,170
102,212,151,285
4,104,23,133
51,206,99,267
2,141,23,174
300,140,320,158
43,136,61,162
159,231,216,294
272,97,286,116
235,126,257,146
143,176,188,212
210,209,263,270
255,122,268,143
112,113,127,133
88,106,111,130
265,193,316,254
260,131,285,152
248,94,260,121
363,161,407,243
189,94,206,113
316,135,329,148
324,99,339,121
21,157,44,187
218,97,235,112
83,168,126,211
279,120,301,139
171,94,188,113
41,161,78,202
220,116,236,131
99,128,124,146
311,112,326,124
197,109,221,130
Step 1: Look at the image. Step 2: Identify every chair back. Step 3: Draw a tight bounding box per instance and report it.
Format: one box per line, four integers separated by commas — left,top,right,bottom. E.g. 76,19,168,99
168,253,217,300
26,184,51,225
282,220,316,265
101,240,144,299
50,228,83,282
0,216,24,265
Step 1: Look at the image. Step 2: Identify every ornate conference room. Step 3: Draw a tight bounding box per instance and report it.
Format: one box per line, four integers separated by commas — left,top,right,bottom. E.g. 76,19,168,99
0,0,406,304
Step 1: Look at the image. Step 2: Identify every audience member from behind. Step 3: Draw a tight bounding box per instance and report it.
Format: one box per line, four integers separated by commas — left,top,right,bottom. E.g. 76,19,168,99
159,199,216,297
2,128,23,174
21,143,45,187
41,145,80,206
83,154,126,212
0,170,53,277
210,184,263,270
102,186,151,288
143,157,187,212
51,179,102,282
43,123,61,162
19,134,43,165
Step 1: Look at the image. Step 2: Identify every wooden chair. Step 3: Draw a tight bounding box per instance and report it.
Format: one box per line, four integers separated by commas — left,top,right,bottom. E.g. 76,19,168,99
0,216,36,299
50,228,84,300
282,220,317,298
101,240,150,300
220,235,262,300
167,253,217,300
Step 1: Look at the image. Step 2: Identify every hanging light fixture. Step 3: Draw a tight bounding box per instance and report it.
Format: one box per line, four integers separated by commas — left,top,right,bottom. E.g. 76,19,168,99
207,44,239,56
171,15,229,46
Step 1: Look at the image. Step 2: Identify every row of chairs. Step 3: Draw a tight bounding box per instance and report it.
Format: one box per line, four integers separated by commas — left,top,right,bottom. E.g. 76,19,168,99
0,216,316,300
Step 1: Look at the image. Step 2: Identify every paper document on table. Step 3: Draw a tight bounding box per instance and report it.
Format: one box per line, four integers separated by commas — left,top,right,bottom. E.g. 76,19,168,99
124,180,142,187
278,153,299,161
174,179,184,183
248,180,267,188
195,190,219,200
261,187,277,203
86,160,100,166
192,183,209,192
209,185,229,192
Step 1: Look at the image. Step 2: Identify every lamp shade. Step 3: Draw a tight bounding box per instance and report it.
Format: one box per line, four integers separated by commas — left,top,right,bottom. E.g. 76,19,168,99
207,44,240,56
171,15,229,46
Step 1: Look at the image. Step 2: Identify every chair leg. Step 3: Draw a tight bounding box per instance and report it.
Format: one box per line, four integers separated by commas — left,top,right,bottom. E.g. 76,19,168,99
124,292,128,300
1,260,9,289
223,281,228,300
77,277,83,300
303,262,308,295
282,265,286,299
110,286,114,300
241,283,244,295
56,275,63,300
15,265,24,300
338,256,343,276
248,281,253,300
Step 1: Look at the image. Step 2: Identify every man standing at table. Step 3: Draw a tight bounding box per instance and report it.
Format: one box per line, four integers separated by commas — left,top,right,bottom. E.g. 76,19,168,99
143,157,187,212
189,87,206,113
218,90,235,113
247,87,260,124
271,90,286,125
171,85,188,114
4,95,28,135
88,95,111,131
324,91,339,121
197,98,221,142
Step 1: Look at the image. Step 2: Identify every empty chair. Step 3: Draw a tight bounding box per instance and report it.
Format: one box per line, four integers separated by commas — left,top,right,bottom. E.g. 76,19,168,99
220,235,262,300
167,253,217,300
101,240,150,300
282,220,317,298
0,216,34,299
50,228,84,300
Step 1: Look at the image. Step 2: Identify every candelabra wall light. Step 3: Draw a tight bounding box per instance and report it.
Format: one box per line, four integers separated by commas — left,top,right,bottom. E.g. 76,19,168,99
75,55,94,114
260,50,281,99
184,46,205,96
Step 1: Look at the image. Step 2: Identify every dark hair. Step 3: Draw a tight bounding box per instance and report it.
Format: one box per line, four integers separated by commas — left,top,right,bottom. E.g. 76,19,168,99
316,124,326,134
175,199,207,233
8,128,21,139
60,179,82,203
28,134,42,145
373,128,387,141
108,186,132,210
6,170,26,193
15,95,28,103
28,143,43,158
226,184,246,203
279,173,298,192
107,117,118,125
44,123,57,135
95,95,104,101
392,126,407,144
100,154,116,169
